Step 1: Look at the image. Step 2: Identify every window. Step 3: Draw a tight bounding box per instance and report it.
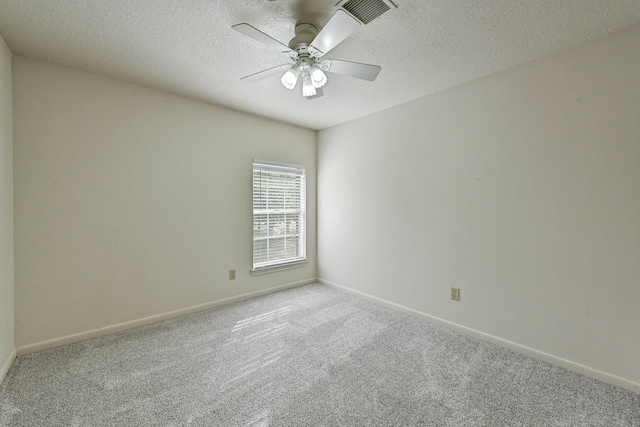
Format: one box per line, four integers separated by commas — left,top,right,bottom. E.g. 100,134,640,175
252,160,306,272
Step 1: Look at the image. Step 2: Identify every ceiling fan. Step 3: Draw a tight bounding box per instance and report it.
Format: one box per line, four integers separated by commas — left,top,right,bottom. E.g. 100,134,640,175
232,0,397,99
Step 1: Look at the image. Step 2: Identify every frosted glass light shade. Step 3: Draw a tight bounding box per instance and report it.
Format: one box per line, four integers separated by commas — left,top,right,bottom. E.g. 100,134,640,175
281,68,300,90
309,66,327,88
302,73,317,97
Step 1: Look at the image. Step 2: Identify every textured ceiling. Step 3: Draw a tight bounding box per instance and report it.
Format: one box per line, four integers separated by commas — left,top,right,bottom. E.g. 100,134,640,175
0,0,639,130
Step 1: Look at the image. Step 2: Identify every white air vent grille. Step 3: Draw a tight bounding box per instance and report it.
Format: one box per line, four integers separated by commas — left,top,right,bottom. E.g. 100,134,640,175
340,0,392,24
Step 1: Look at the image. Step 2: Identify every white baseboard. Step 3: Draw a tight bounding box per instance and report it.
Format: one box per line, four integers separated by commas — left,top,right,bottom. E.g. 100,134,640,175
318,278,640,395
0,348,16,385
17,279,315,356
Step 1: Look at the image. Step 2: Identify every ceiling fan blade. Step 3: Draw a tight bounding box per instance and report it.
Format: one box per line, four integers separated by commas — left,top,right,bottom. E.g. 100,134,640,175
240,64,292,83
232,23,295,56
306,87,324,100
309,10,361,57
323,59,381,81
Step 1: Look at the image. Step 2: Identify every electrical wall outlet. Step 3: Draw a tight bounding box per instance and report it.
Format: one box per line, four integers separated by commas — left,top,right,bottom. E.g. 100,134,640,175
450,287,460,301
229,269,236,280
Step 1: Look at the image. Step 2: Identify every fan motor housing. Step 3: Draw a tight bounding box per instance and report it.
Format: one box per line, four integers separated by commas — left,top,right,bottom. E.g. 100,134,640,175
288,23,318,52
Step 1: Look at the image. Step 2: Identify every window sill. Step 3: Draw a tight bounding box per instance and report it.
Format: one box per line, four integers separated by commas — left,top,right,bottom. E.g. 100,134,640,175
251,260,308,276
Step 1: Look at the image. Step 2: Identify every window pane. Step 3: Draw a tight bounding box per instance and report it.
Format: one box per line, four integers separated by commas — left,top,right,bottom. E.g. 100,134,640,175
253,239,268,265
268,213,285,236
253,213,267,238
268,237,285,262
285,236,298,258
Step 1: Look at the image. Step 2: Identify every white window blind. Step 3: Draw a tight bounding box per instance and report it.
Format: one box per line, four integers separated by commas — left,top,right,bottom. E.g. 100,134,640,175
252,160,306,271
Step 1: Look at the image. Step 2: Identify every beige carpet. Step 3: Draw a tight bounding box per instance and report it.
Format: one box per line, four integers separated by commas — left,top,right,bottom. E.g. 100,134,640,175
1,283,639,426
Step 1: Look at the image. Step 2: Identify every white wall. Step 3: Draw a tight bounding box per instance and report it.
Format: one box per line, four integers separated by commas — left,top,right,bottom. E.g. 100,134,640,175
13,57,317,349
0,34,15,381
318,24,640,388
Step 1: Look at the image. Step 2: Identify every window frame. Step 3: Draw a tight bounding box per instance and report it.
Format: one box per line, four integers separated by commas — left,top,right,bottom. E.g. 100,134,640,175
251,159,307,274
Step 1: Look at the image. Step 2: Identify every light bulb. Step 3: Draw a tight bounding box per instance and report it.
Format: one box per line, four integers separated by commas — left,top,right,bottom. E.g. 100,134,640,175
302,73,317,97
281,68,300,90
309,66,327,88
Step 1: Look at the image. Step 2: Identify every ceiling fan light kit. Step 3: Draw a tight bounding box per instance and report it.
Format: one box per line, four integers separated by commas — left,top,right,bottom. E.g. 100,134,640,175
232,0,397,99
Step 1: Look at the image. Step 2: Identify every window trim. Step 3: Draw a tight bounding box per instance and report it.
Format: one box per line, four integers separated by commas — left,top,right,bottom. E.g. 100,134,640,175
250,260,308,276
251,159,307,274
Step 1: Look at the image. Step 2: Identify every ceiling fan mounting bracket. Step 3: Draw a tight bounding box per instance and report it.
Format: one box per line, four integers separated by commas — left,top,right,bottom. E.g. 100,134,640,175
291,54,314,72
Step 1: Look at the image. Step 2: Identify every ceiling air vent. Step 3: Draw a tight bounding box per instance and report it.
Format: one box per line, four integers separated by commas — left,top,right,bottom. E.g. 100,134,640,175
336,0,397,25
